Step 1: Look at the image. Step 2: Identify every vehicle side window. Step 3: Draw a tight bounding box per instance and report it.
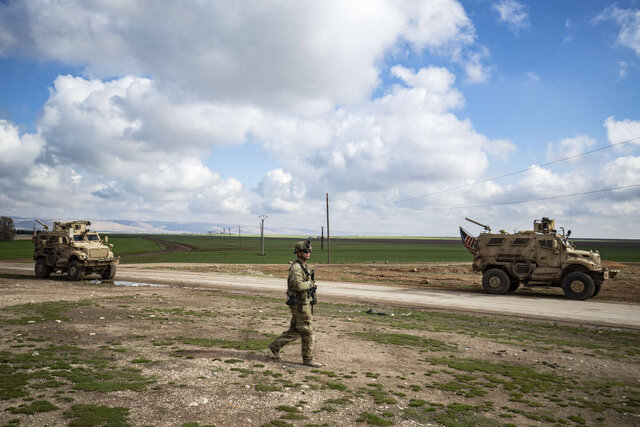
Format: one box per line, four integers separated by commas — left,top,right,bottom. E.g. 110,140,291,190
539,240,555,249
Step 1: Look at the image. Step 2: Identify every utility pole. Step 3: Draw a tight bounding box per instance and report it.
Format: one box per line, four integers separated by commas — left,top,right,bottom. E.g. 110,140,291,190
321,226,324,250
326,193,330,264
258,215,268,255
238,226,241,248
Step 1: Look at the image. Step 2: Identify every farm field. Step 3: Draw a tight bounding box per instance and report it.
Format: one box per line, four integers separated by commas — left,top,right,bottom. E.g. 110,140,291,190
119,236,474,264
0,275,638,427
3,234,639,263
126,235,640,264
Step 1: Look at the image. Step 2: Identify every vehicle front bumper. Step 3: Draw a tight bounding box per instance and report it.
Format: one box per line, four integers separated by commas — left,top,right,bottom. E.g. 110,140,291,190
83,257,119,267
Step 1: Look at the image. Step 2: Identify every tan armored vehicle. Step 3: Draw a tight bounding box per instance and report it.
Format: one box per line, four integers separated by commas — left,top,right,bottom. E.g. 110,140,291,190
460,217,617,300
33,220,119,281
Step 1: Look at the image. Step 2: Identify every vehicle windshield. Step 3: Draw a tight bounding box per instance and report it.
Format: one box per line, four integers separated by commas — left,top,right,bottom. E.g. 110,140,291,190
73,234,100,242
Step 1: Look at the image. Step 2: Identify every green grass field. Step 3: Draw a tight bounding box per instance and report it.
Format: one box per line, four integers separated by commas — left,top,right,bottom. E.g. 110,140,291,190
2,235,639,263
121,235,473,264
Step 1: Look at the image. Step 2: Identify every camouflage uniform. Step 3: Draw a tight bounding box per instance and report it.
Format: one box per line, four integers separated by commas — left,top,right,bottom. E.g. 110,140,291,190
269,251,318,363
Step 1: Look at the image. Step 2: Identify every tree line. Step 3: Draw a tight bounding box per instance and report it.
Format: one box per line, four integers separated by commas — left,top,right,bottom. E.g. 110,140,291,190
0,216,16,241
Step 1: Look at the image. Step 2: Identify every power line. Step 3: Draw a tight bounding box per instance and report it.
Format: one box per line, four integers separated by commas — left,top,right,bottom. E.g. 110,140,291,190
364,135,640,208
371,183,640,212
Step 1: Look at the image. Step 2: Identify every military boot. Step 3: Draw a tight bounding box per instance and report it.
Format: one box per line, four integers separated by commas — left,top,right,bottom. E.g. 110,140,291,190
268,342,281,360
303,359,323,368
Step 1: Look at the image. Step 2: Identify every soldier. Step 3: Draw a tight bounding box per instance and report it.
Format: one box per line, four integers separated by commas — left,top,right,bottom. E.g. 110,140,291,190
269,240,322,367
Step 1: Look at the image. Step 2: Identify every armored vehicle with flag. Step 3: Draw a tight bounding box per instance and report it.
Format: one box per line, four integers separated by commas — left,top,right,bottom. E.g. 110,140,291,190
33,220,119,281
459,217,617,300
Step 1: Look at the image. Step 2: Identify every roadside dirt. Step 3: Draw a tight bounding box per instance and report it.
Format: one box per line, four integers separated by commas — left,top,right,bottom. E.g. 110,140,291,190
138,260,640,305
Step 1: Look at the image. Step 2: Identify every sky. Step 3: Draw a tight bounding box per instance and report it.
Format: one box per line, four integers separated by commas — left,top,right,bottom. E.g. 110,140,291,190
1,0,639,238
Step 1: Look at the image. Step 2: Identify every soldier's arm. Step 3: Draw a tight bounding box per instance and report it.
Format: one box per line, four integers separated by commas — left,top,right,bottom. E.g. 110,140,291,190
290,265,314,292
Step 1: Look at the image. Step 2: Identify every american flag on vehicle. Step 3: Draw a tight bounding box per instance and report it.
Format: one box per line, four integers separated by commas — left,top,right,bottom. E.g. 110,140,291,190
459,226,477,255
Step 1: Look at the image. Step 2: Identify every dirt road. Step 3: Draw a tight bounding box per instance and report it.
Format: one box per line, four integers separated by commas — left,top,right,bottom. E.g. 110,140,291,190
2,261,638,329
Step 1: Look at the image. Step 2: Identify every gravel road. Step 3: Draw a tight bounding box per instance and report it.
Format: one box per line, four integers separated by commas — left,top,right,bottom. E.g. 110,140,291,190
2,261,638,329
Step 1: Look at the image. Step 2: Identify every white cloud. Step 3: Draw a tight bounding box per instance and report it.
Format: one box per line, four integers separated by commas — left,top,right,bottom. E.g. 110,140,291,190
0,120,44,178
482,138,516,161
617,61,629,79
493,0,531,34
252,65,505,198
563,19,573,45
595,5,640,56
0,52,511,231
255,169,306,213
399,0,474,49
0,76,255,220
4,58,507,225
524,71,540,84
391,65,456,94
460,47,493,83
604,116,640,148
38,75,262,170
546,135,596,163
600,156,640,187
511,166,590,200
0,0,488,112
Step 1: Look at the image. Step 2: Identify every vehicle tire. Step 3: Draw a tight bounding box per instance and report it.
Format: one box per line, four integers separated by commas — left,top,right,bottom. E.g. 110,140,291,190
35,258,52,278
482,269,511,294
68,260,85,281
101,265,116,280
508,279,520,293
591,283,602,298
561,272,594,300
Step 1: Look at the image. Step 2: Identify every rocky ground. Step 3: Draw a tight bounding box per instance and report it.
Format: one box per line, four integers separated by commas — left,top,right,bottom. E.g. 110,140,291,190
0,268,638,427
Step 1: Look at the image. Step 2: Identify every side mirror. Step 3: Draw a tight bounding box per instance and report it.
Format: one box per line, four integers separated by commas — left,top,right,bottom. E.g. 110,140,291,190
567,230,571,237
104,236,109,243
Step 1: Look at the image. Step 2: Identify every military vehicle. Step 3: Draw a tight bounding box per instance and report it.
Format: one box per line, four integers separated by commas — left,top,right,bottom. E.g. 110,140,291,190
32,220,119,281
459,217,617,300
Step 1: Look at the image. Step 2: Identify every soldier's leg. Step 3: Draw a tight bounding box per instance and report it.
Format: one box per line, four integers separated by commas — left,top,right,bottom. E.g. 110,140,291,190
293,304,314,362
270,308,301,352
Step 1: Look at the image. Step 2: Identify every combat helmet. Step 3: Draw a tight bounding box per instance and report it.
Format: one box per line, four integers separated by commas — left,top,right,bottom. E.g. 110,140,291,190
294,239,312,254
